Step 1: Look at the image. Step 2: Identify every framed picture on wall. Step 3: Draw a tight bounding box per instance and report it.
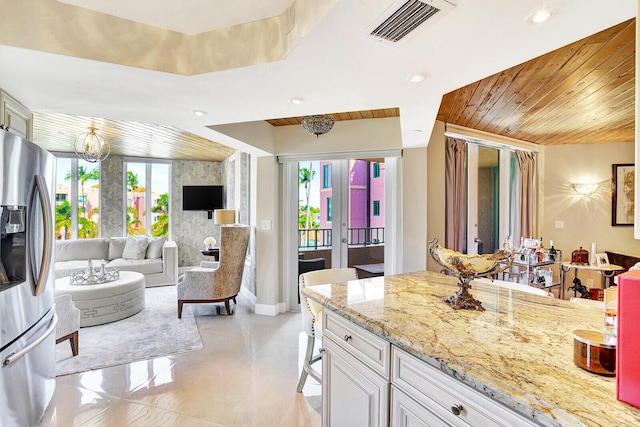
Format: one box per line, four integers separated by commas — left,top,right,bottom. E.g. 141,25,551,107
612,163,635,226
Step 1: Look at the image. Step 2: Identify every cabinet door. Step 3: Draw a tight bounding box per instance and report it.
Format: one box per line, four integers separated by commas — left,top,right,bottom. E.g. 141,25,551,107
391,387,452,427
323,337,389,427
0,90,32,140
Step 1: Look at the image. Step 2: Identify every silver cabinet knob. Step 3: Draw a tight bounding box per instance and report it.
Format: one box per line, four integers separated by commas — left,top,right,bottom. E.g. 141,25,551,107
450,404,463,416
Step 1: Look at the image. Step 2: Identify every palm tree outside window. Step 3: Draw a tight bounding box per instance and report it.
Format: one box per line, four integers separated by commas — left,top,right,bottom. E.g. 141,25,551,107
125,160,170,237
55,157,101,240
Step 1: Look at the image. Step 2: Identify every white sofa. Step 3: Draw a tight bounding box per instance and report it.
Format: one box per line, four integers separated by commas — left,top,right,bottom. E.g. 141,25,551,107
54,237,178,287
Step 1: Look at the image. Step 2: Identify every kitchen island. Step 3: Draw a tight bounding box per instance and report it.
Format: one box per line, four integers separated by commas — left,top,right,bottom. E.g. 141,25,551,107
302,270,640,427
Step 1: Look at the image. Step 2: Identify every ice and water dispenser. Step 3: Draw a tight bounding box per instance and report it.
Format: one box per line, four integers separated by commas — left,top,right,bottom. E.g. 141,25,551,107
0,205,26,288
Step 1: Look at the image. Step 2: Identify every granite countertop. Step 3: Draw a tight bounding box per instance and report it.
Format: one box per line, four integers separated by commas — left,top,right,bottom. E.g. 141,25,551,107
302,270,640,427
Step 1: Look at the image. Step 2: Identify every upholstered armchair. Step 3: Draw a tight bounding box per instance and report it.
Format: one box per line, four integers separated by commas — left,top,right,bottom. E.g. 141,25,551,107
55,294,81,356
297,268,358,392
177,225,250,317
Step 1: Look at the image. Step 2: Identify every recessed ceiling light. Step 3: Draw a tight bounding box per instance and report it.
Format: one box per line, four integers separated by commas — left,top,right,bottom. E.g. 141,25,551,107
192,110,207,116
289,98,304,105
527,9,553,25
407,73,426,83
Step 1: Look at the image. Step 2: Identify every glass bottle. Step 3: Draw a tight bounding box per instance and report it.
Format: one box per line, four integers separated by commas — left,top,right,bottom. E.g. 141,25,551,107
604,300,617,345
518,237,526,261
537,237,544,262
547,240,557,262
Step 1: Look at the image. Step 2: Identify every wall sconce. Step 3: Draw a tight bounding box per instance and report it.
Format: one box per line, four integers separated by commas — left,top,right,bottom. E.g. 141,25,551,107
572,183,599,196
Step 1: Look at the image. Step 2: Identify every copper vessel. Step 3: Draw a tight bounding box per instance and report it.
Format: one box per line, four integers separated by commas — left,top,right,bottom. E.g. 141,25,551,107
573,330,616,376
571,247,589,265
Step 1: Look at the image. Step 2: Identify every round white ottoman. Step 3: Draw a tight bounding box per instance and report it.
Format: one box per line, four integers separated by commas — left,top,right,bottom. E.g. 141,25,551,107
55,271,146,327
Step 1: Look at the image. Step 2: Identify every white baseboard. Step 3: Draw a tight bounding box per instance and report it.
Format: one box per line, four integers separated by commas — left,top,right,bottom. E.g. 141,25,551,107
240,285,285,316
254,302,286,316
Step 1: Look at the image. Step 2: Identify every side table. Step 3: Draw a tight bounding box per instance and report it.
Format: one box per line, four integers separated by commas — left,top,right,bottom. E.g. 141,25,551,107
201,248,219,261
560,262,623,299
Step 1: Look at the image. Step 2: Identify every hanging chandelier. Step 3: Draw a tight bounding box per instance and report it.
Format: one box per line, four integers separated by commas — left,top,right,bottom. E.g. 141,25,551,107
74,127,110,163
301,115,335,137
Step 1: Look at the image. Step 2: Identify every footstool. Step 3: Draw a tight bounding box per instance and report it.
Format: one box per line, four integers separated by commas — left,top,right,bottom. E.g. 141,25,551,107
54,271,146,327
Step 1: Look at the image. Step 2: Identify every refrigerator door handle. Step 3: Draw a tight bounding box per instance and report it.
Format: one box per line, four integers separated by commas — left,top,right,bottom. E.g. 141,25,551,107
3,313,58,367
28,175,53,296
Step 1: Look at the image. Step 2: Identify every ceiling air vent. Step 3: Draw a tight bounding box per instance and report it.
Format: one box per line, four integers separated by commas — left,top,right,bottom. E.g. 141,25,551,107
366,0,455,44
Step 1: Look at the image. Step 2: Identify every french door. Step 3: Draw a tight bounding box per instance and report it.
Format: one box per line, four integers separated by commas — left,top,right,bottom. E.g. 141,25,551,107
297,159,385,265
283,153,401,311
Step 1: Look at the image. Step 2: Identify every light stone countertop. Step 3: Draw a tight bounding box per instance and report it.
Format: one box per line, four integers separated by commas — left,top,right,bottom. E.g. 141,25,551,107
302,270,640,427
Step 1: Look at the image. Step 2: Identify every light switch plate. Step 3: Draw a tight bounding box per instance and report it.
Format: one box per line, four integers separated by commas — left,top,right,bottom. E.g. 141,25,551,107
261,220,271,230
555,221,564,229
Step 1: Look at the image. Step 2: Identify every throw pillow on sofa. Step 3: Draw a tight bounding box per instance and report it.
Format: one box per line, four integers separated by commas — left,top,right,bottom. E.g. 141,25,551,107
146,236,167,259
122,237,149,260
107,237,128,260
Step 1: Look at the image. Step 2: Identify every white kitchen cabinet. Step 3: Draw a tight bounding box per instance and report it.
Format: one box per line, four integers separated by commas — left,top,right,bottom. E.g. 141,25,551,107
391,347,538,426
391,386,451,427
321,310,540,427
323,309,390,378
322,336,389,427
0,90,32,141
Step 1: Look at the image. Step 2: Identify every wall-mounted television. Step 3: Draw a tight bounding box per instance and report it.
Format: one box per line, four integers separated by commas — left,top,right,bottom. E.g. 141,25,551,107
183,185,224,215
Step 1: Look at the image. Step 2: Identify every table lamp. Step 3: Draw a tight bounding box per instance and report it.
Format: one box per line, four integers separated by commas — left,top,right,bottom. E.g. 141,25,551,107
214,209,236,225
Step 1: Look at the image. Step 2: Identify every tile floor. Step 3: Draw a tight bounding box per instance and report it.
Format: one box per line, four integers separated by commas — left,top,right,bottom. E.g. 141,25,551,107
41,297,322,427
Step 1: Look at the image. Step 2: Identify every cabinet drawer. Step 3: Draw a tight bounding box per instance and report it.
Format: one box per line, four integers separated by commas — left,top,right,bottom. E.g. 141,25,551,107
392,347,538,426
323,311,390,378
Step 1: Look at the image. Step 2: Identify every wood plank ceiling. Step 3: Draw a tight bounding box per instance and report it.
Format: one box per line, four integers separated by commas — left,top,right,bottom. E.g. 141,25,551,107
33,112,236,162
437,18,635,146
266,108,400,126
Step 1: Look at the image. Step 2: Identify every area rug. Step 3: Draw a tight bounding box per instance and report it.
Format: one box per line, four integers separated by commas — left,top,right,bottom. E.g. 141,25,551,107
56,286,203,376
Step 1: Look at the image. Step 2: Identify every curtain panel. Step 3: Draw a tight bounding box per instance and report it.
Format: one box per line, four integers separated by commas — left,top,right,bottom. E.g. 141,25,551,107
515,150,537,241
445,137,467,251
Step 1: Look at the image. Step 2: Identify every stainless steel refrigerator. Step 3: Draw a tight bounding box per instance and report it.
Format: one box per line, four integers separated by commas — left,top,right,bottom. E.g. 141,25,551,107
0,129,56,426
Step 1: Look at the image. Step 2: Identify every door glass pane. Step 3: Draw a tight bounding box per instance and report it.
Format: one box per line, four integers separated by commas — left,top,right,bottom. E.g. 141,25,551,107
347,159,385,275
298,161,329,256
151,163,169,237
476,147,499,254
127,163,146,236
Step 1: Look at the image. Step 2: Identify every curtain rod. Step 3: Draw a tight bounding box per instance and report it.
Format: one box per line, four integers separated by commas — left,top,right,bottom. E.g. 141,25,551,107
444,124,538,153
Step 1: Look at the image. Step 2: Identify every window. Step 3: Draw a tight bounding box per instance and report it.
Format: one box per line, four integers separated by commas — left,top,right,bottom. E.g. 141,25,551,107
373,162,381,178
55,157,100,240
373,200,380,216
323,164,331,188
125,160,170,237
327,197,332,221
